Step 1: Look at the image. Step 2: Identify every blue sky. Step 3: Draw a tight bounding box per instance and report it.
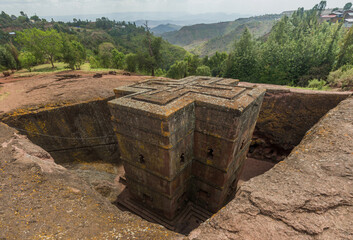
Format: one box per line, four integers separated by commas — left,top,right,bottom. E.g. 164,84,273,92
0,0,350,16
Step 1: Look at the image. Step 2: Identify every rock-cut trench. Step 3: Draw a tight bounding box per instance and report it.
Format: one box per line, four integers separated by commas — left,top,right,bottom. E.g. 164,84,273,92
0,88,349,234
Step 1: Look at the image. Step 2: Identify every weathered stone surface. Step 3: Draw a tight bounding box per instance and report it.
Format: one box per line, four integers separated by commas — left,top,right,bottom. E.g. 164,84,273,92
0,123,181,240
189,96,353,240
243,84,351,154
109,77,265,220
1,99,119,164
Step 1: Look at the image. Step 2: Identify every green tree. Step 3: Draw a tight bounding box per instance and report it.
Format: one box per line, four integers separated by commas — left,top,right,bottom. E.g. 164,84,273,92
317,1,327,14
344,2,352,10
111,49,125,69
206,52,228,76
62,39,86,70
19,51,36,71
166,60,188,79
335,26,353,69
184,54,201,76
30,15,40,22
98,42,115,68
125,53,138,72
139,22,163,76
6,44,20,69
89,55,100,69
252,4,344,86
16,28,62,68
223,28,258,81
0,46,16,71
196,65,211,76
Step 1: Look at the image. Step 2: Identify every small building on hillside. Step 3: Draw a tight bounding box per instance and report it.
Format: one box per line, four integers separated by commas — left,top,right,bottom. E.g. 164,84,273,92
320,9,353,26
321,14,338,23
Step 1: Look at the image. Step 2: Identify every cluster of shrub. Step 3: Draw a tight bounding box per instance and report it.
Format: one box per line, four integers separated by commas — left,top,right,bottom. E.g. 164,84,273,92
164,1,353,90
0,11,187,76
219,1,353,89
165,52,228,79
0,28,87,72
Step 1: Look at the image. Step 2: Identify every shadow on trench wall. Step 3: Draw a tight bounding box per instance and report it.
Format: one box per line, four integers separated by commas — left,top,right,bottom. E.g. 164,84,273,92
248,89,351,163
0,98,120,164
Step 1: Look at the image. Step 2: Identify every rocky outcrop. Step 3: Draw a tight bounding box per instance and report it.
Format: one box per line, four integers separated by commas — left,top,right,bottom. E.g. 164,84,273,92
189,96,353,239
0,123,181,239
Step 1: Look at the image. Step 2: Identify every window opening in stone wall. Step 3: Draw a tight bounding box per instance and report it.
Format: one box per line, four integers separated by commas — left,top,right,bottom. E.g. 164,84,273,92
207,148,214,159
180,153,185,163
139,154,145,164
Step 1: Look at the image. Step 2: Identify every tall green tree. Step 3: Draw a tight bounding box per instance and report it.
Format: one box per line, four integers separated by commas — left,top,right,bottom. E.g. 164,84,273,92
344,2,352,10
196,65,211,76
223,28,258,81
205,52,228,76
0,46,16,71
166,60,188,79
125,53,138,72
138,22,163,76
19,51,36,72
98,42,115,68
16,28,62,68
335,26,353,69
184,54,201,76
62,39,86,70
111,49,125,69
253,3,344,85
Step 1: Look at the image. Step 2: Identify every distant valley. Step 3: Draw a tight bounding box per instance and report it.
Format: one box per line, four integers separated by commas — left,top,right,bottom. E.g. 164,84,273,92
161,14,281,56
151,24,182,35
44,12,250,27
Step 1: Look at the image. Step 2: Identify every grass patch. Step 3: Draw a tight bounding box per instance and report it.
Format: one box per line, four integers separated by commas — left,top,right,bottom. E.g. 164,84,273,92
80,63,122,73
12,62,124,77
14,63,70,77
288,86,331,91
0,92,10,101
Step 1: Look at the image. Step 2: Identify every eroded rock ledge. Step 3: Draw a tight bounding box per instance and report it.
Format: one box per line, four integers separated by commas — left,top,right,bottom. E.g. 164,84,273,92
189,96,353,240
0,123,181,239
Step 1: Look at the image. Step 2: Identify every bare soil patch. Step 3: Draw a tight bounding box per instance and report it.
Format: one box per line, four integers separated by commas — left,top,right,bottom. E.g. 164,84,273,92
0,71,163,114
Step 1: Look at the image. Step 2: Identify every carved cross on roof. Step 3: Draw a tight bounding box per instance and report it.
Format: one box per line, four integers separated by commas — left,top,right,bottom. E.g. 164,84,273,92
110,76,264,118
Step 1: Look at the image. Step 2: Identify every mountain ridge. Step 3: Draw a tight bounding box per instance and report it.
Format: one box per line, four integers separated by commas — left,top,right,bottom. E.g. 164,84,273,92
162,14,281,56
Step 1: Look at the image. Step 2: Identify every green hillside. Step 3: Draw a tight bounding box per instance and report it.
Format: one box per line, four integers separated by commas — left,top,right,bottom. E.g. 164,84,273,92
151,24,182,35
162,14,280,56
0,12,187,72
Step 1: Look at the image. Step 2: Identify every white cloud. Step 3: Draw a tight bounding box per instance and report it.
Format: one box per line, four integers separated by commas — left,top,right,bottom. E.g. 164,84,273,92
0,0,350,17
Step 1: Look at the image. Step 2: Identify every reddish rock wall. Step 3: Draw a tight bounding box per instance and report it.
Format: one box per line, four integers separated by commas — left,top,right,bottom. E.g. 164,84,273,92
0,99,119,164
189,96,353,240
249,87,351,161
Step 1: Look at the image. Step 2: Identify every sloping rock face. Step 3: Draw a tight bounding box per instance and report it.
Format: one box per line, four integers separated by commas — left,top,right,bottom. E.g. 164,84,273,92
0,123,181,239
189,96,353,240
